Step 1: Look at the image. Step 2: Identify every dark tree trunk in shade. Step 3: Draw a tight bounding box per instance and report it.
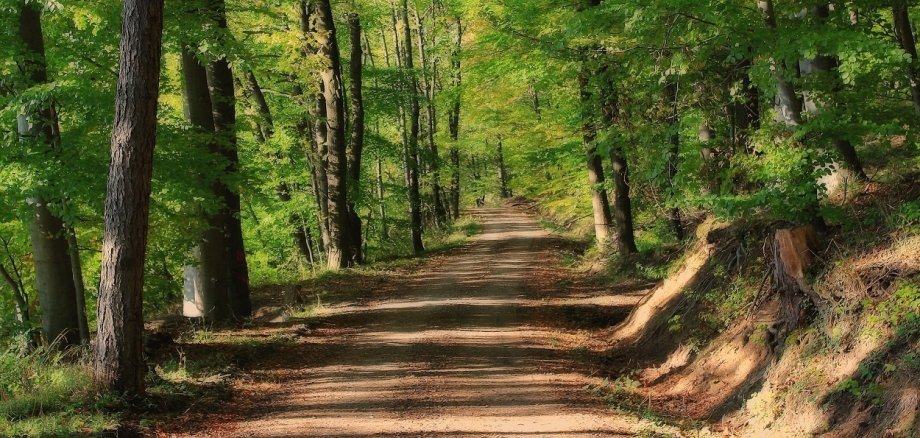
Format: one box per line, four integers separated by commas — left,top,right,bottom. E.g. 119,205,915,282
579,69,613,246
312,0,352,269
598,74,638,255
402,0,425,254
180,48,232,324
17,1,80,348
346,12,365,264
894,2,920,114
665,81,685,241
93,0,165,395
205,0,251,319
65,226,90,344
496,138,510,199
447,17,463,219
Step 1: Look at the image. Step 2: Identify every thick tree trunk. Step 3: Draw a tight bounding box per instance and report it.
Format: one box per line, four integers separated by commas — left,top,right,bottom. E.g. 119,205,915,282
893,2,920,114
496,138,510,198
312,0,351,269
17,2,81,348
93,0,165,396
729,57,761,154
66,226,90,344
447,18,463,219
180,48,232,323
665,81,685,241
346,12,365,264
205,0,251,319
598,73,638,254
401,0,425,254
579,69,613,245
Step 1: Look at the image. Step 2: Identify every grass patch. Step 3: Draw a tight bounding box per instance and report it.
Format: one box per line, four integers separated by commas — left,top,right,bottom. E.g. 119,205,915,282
0,347,117,436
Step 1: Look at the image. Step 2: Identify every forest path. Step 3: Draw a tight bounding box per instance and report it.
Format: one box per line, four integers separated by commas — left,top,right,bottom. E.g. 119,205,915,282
194,207,674,437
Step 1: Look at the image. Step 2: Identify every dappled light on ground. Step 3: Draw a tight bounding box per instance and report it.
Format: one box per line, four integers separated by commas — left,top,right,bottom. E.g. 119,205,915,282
171,208,674,437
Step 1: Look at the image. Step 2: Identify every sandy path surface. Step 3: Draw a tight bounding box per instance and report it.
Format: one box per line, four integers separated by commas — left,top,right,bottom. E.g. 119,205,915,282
194,207,671,437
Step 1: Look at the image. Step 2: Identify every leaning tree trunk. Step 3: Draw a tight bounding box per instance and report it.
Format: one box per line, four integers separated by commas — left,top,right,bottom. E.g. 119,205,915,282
205,0,251,319
402,0,425,254
893,1,920,114
17,1,81,348
180,48,232,324
93,0,165,396
313,0,352,269
598,72,638,255
579,68,613,246
447,17,463,219
346,12,365,264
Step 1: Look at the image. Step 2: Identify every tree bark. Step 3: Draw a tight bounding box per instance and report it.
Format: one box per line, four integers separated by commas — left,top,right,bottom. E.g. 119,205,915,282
65,226,90,344
346,12,365,264
758,0,826,230
579,68,613,245
799,3,867,181
376,157,388,239
401,0,425,254
893,1,920,114
17,1,81,348
312,0,351,269
598,73,638,255
205,0,251,319
496,137,510,198
414,9,448,227
665,81,685,241
180,48,232,323
447,17,463,219
93,0,165,396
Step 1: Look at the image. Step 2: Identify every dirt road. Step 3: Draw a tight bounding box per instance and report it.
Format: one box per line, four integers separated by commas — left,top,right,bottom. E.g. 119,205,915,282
194,208,673,437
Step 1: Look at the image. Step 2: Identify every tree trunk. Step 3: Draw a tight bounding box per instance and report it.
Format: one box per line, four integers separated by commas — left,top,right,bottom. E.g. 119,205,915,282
598,73,638,255
401,0,425,254
579,69,613,245
448,17,463,219
65,226,90,344
376,157,389,239
346,12,365,264
180,48,232,324
496,138,510,198
665,81,685,241
799,3,867,181
414,9,448,227
893,1,920,114
758,0,826,230
205,0,251,319
93,0,165,396
17,2,81,348
312,0,351,269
